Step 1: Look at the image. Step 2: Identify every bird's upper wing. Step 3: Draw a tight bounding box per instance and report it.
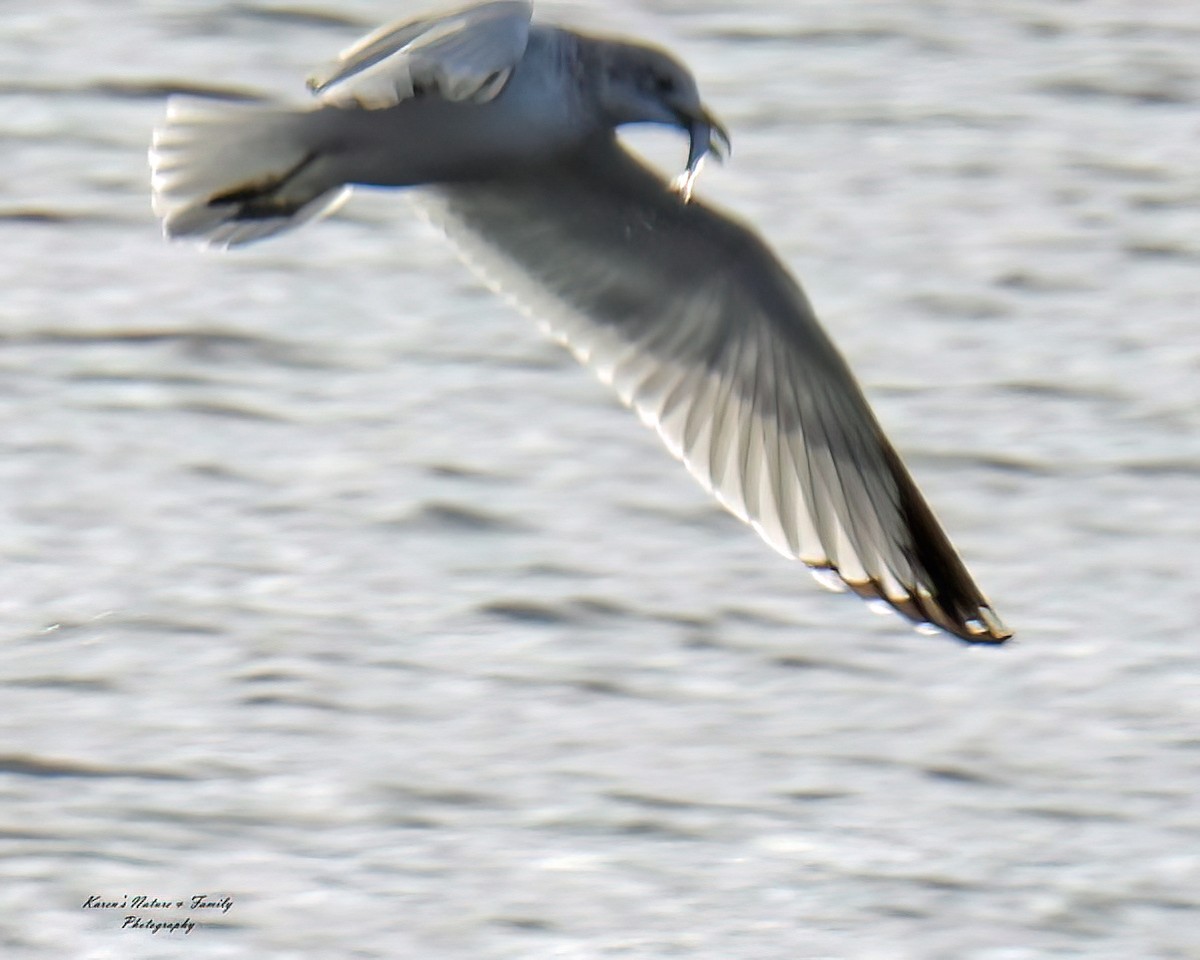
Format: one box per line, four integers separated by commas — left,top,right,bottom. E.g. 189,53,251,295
307,1,533,109
412,136,1010,643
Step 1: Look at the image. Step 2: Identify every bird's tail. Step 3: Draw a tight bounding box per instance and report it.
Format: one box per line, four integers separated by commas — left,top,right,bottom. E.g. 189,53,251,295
150,96,350,248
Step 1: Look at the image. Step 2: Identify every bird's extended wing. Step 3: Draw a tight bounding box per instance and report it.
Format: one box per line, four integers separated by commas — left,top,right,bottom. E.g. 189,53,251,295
413,137,1010,643
307,1,532,109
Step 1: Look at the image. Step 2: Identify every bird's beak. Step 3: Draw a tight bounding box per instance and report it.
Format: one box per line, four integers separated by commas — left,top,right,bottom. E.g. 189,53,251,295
693,106,731,166
672,104,731,203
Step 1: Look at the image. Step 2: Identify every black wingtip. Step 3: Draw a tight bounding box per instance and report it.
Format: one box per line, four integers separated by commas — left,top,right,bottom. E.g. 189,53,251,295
875,444,1012,644
837,575,1011,645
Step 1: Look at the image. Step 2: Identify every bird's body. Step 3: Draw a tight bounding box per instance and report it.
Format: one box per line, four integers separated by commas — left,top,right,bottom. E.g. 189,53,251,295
302,27,592,186
151,1,1011,644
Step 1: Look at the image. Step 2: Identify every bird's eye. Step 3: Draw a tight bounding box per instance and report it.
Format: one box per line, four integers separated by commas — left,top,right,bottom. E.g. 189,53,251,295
655,75,676,94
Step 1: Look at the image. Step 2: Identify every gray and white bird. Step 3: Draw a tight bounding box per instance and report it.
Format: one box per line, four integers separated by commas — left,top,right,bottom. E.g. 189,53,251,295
150,0,1011,644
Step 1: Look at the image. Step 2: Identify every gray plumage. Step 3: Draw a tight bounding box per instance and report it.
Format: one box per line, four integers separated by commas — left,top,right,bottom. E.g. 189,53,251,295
150,1,1011,644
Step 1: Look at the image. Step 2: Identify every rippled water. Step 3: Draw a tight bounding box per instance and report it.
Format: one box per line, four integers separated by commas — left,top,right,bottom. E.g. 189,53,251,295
2,2,1198,958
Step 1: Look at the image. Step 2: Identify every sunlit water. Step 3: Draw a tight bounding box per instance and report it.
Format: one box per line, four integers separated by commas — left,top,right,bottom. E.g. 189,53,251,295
1,2,1198,958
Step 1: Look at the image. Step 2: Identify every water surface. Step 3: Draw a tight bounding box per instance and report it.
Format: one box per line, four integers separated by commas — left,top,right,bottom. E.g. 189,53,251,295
1,2,1198,957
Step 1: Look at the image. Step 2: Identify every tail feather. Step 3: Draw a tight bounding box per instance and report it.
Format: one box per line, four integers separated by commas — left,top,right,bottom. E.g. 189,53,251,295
150,96,350,248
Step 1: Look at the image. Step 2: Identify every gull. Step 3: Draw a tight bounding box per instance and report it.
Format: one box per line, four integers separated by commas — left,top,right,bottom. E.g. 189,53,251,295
150,1,1011,644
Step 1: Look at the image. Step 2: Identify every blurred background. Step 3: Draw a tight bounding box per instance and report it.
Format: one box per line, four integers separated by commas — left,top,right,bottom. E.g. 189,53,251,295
1,1,1198,957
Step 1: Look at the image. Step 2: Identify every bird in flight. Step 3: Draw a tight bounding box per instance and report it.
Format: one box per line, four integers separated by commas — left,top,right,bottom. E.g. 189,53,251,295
150,1,1011,644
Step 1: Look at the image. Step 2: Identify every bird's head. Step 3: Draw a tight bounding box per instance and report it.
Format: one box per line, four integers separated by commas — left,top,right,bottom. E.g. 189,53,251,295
592,41,730,196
